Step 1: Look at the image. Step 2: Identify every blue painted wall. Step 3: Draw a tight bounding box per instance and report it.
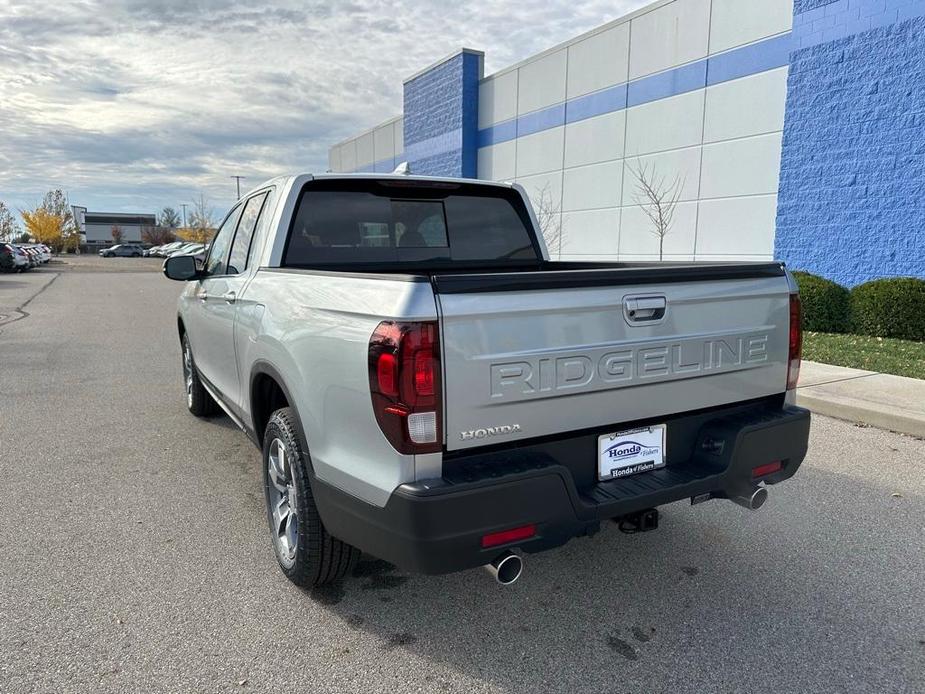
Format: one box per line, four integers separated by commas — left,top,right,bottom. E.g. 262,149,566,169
402,50,482,178
794,0,841,13
776,1,925,286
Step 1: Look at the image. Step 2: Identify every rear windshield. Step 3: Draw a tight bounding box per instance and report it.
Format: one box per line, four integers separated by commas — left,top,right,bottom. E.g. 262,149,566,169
283,179,540,270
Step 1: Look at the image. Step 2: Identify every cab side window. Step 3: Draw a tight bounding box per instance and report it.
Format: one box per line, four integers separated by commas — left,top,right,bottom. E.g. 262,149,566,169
227,192,269,275
204,205,242,276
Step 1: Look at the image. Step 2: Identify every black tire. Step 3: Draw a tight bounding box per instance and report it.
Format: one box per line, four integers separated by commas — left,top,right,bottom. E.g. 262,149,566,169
181,333,218,417
263,407,359,587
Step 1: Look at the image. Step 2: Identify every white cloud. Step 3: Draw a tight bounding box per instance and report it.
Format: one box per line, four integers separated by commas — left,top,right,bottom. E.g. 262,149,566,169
0,0,651,216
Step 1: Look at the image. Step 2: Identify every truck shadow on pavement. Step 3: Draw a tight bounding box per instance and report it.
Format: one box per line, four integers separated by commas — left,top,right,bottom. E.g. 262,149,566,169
294,465,923,693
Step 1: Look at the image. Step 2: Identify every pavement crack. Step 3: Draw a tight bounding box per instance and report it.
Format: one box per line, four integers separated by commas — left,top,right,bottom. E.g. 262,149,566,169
0,273,60,329
20,272,60,310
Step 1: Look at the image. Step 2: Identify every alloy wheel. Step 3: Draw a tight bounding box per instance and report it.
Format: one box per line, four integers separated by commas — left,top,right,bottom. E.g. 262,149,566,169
182,342,194,407
267,438,299,565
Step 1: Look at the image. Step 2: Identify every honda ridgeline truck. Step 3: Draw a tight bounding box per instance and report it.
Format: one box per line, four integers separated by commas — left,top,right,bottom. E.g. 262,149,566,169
163,174,810,587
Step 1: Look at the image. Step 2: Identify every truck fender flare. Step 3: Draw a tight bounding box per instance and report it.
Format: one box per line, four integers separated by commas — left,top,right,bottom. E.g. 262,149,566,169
249,360,311,467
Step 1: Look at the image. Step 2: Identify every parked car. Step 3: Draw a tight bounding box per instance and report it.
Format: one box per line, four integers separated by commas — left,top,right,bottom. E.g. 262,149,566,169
17,245,40,267
146,241,180,258
169,243,205,258
0,243,12,271
145,243,173,257
99,244,144,257
1,243,31,271
182,243,207,262
148,241,187,257
22,244,50,263
165,243,203,259
163,173,810,589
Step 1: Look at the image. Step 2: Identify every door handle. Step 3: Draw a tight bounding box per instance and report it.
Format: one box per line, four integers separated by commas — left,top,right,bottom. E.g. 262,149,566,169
222,291,237,304
624,296,667,324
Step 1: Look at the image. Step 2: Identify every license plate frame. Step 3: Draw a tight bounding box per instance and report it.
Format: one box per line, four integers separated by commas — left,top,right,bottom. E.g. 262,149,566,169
597,424,667,481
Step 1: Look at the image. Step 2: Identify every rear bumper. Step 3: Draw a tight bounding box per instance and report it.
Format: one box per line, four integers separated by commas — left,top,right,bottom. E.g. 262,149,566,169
312,403,811,575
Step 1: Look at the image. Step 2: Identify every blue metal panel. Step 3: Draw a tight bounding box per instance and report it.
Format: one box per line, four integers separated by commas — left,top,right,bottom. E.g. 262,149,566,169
516,103,566,137
477,119,517,147
460,51,481,178
627,59,707,106
706,33,792,85
565,83,628,123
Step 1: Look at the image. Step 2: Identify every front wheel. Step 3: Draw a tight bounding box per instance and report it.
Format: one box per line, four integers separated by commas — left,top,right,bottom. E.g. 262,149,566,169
263,407,359,587
181,333,218,417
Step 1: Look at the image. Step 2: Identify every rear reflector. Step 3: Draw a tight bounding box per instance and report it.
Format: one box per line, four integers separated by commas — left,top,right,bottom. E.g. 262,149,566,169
481,524,536,548
752,460,783,478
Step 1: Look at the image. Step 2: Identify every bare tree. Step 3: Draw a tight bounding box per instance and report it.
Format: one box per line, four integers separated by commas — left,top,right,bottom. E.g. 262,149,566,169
0,202,21,242
141,225,176,246
41,190,74,229
628,160,684,261
179,195,218,245
111,225,124,243
532,183,564,258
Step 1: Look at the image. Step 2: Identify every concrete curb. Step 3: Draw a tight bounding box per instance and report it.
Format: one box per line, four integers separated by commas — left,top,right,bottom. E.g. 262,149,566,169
796,361,925,438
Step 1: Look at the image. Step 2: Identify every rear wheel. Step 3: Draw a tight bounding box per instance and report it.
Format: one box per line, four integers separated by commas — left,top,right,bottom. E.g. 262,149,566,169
181,333,218,417
263,407,359,587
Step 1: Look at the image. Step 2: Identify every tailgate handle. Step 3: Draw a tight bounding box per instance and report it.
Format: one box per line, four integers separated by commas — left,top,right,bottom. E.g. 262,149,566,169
624,296,667,323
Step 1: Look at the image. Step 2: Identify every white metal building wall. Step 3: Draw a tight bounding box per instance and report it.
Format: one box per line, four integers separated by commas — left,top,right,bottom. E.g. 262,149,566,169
329,116,404,174
477,0,793,261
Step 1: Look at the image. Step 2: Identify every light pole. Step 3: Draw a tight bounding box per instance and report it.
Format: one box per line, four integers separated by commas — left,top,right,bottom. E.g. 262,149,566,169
231,175,246,199
180,203,188,228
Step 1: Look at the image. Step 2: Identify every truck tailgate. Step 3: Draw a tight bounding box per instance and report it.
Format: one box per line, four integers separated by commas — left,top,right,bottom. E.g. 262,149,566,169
434,266,792,452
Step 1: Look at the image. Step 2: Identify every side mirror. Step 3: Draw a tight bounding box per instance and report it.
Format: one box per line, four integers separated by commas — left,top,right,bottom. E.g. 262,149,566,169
163,254,200,281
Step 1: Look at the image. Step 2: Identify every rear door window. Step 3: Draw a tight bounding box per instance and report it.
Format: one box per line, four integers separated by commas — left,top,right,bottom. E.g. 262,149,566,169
204,205,242,276
227,192,268,275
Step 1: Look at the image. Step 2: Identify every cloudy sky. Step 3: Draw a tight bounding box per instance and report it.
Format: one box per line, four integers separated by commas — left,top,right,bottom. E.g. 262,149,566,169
0,0,649,221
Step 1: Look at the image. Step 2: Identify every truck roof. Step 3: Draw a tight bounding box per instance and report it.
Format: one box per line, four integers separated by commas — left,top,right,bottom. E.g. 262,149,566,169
242,173,514,200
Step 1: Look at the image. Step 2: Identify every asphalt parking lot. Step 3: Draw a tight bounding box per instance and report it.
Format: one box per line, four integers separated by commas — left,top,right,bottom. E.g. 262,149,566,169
1,259,923,694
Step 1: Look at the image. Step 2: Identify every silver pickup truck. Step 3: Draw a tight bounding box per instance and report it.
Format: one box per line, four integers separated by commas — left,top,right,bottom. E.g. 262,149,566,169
163,174,810,587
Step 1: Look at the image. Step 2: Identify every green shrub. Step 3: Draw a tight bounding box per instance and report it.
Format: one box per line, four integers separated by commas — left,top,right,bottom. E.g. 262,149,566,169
792,271,851,333
849,277,925,341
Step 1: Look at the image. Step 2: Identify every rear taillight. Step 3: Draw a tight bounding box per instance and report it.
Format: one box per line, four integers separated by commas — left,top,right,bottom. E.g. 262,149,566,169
787,293,802,390
368,321,442,454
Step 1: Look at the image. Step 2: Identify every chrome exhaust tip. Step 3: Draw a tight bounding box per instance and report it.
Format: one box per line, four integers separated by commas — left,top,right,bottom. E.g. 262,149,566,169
730,486,768,510
484,551,523,585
